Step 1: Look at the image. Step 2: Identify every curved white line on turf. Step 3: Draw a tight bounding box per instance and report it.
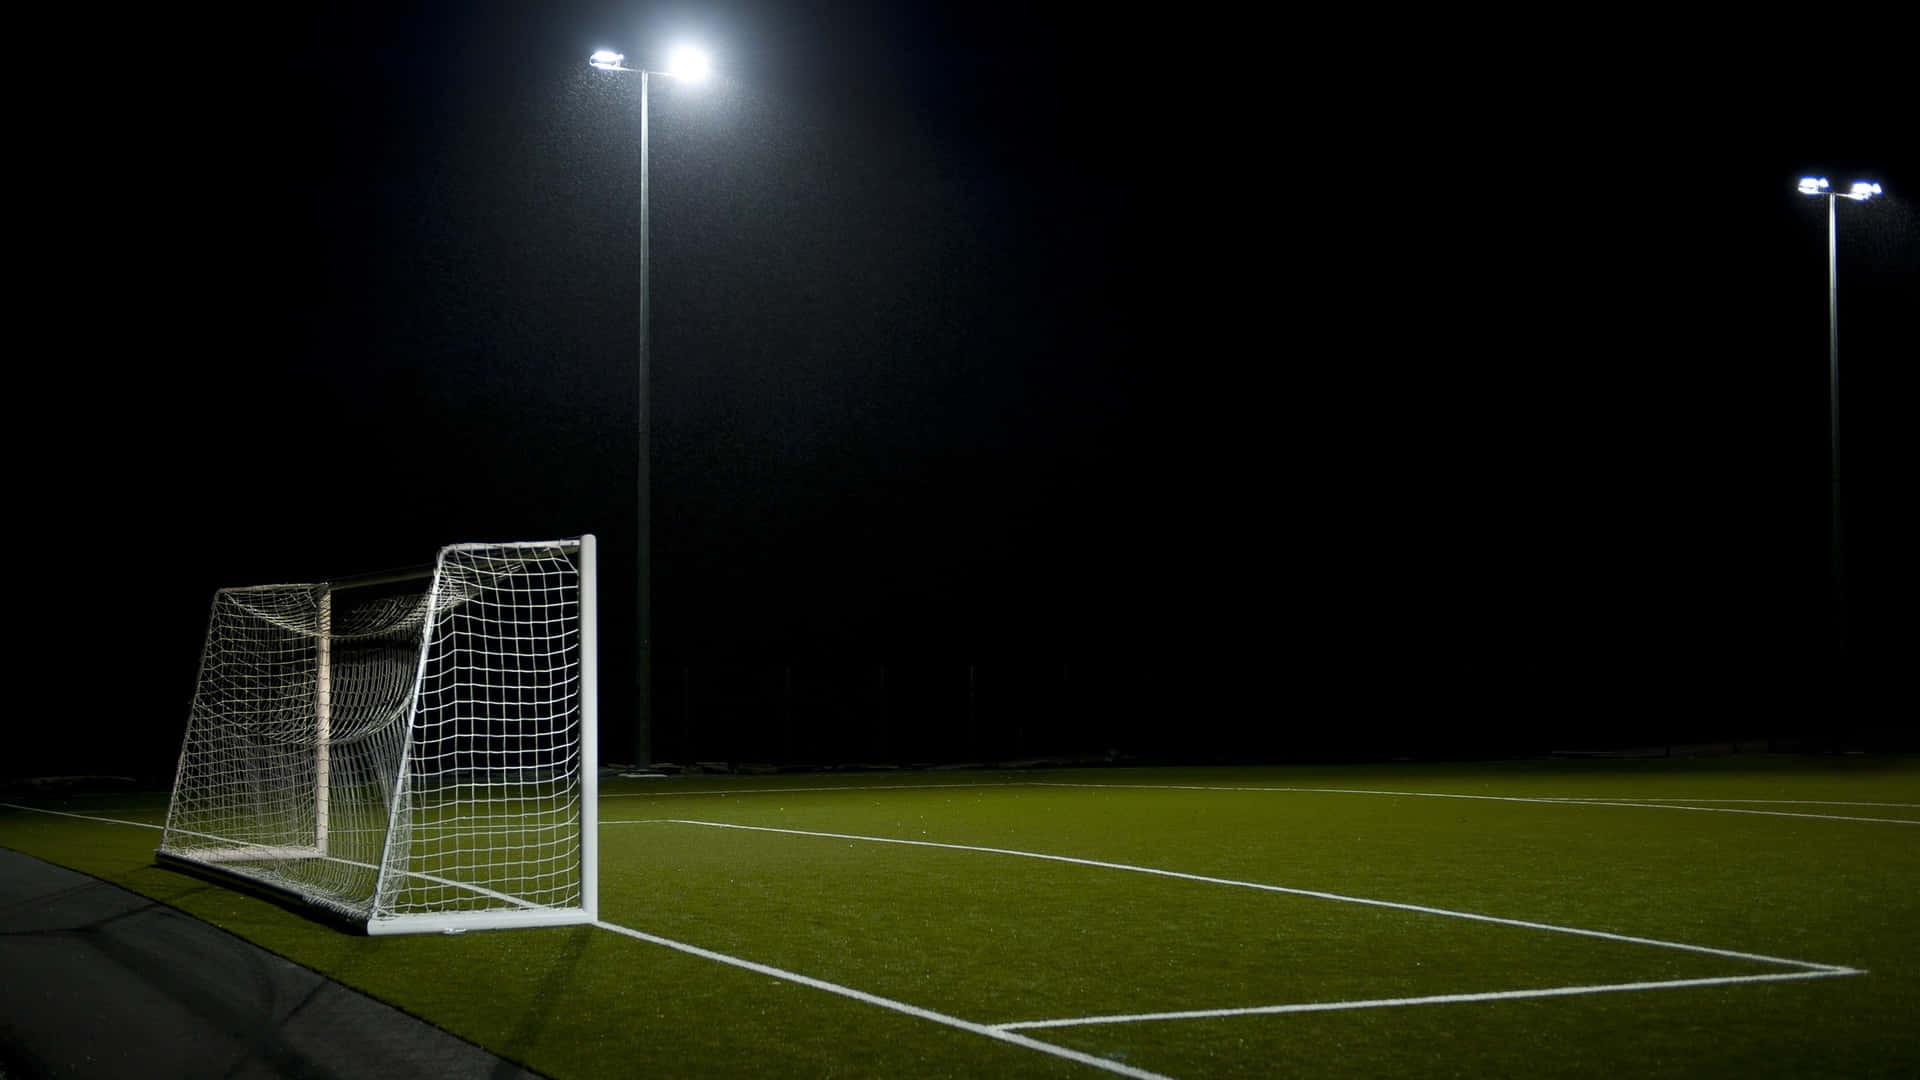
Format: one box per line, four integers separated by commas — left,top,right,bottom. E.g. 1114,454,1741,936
591,919,1178,1080
991,969,1864,1031
619,819,1852,974
1026,783,1920,826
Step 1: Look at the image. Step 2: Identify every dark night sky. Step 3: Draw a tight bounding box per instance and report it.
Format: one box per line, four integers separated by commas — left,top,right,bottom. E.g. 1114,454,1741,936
19,5,1917,774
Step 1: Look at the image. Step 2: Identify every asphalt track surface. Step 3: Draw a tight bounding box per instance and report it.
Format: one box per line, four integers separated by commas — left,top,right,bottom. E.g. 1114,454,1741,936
0,848,544,1079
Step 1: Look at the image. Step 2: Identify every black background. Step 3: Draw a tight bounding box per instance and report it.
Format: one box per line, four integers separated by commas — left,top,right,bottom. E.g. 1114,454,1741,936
17,4,1916,779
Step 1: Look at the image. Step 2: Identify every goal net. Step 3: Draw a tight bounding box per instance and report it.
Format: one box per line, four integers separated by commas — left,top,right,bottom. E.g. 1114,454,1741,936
158,536,598,934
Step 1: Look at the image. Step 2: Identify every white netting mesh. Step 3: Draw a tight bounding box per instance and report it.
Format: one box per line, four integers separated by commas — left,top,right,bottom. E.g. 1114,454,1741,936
159,539,594,931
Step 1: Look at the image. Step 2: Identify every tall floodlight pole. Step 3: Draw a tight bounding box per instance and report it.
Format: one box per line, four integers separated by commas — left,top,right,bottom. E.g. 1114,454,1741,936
591,45,712,766
1796,176,1883,655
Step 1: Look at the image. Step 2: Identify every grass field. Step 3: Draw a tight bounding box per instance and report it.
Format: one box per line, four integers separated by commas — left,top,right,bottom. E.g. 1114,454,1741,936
4,756,1918,1077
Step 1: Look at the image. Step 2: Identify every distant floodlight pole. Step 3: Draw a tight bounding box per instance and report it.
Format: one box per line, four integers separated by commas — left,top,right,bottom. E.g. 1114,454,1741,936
592,45,710,766
1796,176,1882,655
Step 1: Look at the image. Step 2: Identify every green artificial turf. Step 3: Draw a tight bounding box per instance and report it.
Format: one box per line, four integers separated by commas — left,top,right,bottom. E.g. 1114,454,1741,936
4,756,1917,1078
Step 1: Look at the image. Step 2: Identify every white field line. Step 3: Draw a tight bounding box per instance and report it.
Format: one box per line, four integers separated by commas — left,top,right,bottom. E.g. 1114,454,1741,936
1559,798,1920,808
10,803,1867,1068
1,804,547,912
614,780,1920,807
619,819,1864,1033
611,819,1856,975
3,801,1173,1077
992,970,1858,1032
604,782,1920,822
0,803,164,829
602,781,1031,799
1026,783,1920,826
592,918,1177,1080
1504,798,1917,825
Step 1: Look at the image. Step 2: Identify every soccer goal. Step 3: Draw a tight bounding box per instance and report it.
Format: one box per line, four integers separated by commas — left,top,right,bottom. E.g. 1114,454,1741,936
158,536,598,935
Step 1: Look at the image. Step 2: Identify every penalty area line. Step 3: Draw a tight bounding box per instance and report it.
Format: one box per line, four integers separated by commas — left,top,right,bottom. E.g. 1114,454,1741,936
621,819,1852,975
992,968,1866,1032
590,918,1177,1080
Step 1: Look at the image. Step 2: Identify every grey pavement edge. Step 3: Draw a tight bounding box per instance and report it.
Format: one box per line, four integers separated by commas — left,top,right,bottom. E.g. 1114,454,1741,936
0,848,547,1080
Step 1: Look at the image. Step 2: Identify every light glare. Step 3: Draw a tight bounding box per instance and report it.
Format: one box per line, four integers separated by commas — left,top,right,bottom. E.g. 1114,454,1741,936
1798,177,1830,195
589,50,624,71
668,45,711,81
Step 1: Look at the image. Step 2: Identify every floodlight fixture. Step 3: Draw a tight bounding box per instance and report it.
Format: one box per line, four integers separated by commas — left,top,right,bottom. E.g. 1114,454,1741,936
1798,177,1883,201
587,45,711,81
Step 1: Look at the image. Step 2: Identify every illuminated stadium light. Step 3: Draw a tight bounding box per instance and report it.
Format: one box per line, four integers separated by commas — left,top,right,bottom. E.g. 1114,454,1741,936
588,46,710,81
668,45,711,82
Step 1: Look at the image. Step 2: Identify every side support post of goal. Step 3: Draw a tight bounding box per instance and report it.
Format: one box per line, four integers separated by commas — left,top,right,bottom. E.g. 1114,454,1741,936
315,588,330,857
579,533,599,920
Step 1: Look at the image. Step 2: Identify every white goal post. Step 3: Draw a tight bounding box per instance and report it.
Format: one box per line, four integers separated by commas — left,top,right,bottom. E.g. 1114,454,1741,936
159,536,598,935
